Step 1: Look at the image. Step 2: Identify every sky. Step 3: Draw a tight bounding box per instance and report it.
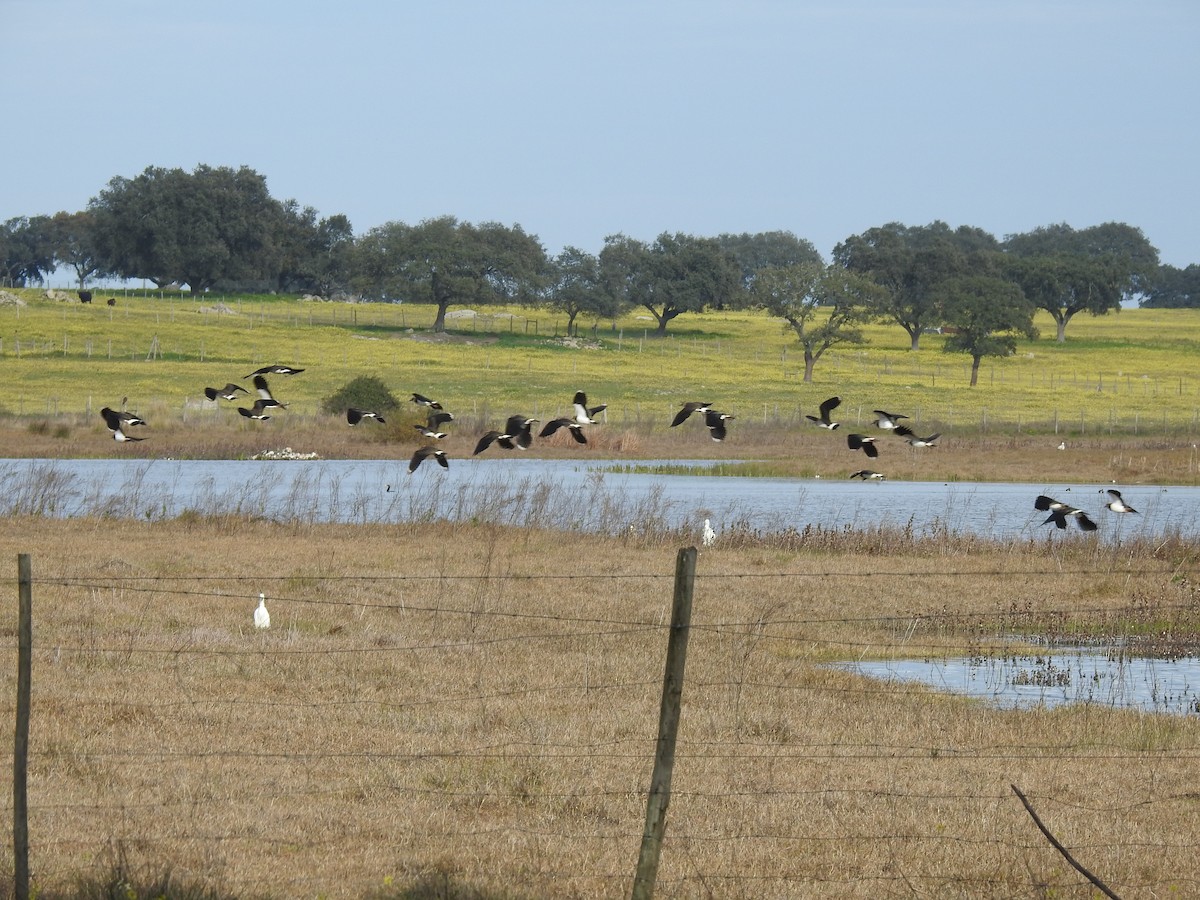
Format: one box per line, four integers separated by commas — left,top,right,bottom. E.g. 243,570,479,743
5,0,1199,270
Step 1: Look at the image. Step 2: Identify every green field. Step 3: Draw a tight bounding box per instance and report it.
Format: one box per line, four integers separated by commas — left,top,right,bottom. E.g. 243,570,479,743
2,287,1199,444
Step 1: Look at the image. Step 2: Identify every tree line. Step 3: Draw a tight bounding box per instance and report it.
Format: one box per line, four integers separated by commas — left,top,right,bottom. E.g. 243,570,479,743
1,164,1193,384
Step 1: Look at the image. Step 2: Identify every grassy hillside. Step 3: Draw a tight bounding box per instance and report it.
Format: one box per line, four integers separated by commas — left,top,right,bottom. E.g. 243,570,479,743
2,287,1199,474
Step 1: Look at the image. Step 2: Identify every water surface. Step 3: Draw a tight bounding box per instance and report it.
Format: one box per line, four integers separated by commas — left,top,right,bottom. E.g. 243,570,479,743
1,457,1195,540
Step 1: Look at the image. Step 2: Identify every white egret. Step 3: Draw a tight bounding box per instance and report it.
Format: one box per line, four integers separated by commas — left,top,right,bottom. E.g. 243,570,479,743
254,593,271,630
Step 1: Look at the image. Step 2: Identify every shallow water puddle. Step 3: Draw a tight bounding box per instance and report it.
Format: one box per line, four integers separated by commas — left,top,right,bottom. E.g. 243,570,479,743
835,651,1200,715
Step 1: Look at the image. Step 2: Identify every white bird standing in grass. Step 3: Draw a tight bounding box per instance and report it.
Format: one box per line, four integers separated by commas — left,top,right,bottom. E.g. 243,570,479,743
702,519,716,547
254,593,271,630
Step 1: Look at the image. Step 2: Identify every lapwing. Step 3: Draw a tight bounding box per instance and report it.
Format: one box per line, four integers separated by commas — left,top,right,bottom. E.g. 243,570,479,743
473,416,538,455
671,402,713,427
850,470,886,480
806,396,841,430
540,418,588,444
704,410,735,442
204,383,249,402
1100,489,1138,514
246,364,304,378
894,426,940,447
237,400,275,421
409,446,449,473
506,415,538,449
414,425,449,439
414,410,453,439
572,391,607,424
847,433,879,458
1035,495,1098,531
410,393,443,410
100,407,146,442
872,409,909,430
252,375,287,409
347,408,386,426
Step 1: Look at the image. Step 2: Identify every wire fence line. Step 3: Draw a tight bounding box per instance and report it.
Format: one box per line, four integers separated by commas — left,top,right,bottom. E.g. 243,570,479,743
10,560,1200,896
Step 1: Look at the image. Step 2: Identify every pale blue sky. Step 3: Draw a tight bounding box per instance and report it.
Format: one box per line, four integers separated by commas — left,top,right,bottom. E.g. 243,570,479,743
6,0,1198,267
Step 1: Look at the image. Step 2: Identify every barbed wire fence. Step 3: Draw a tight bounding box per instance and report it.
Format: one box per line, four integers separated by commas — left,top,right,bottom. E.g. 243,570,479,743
9,551,1200,897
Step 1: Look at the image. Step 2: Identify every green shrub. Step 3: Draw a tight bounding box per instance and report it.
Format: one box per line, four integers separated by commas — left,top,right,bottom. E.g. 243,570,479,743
321,375,401,416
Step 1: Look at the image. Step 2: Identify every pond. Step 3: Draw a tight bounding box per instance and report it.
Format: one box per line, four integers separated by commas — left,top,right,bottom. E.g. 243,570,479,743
1,457,1196,540
835,650,1200,716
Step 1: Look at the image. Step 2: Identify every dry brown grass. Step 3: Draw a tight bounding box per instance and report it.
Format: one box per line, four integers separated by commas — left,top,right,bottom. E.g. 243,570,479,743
3,516,1200,898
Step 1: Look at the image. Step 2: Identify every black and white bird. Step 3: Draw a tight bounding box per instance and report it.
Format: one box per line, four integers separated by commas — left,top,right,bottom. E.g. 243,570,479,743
873,409,909,430
1100,489,1138,514
410,393,443,410
246,364,304,378
204,383,249,402
806,396,842,430
540,418,588,444
894,426,940,447
505,415,537,449
1035,495,1098,531
572,391,607,424
704,410,735,442
702,519,716,547
347,408,386,426
100,407,146,442
671,402,713,427
847,433,880,458
414,411,454,439
101,406,146,428
252,375,287,409
237,400,275,421
473,416,538,455
850,470,886,480
408,446,449,473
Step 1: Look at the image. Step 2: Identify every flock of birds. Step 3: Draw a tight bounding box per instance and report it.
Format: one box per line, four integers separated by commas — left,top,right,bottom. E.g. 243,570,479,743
101,373,1145,538
1034,489,1139,531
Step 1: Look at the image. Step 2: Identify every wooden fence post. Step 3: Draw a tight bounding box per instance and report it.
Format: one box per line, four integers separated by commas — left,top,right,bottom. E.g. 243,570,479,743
14,554,32,900
631,546,696,900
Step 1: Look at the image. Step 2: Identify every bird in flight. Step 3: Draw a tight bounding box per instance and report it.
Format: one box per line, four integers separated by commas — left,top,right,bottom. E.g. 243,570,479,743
237,400,275,421
1035,495,1098,531
572,391,607,424
1100,489,1138,514
410,393,443,410
100,407,146,442
704,410,735,442
414,410,454,439
409,446,449,473
252,375,287,409
894,426,940,447
872,409,909,430
540,418,588,444
850,470,886,480
806,396,841,430
347,408,386,426
671,402,713,427
847,433,879,458
474,416,538,455
204,383,249,402
246,364,304,378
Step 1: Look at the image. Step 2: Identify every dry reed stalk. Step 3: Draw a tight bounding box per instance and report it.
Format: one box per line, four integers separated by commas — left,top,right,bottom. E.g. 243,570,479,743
1,516,1198,898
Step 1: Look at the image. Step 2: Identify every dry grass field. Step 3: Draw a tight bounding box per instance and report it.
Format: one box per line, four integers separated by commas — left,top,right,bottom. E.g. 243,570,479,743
3,515,1200,898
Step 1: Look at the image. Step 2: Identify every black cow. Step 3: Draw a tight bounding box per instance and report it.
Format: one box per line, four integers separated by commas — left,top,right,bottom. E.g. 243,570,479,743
78,290,92,303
